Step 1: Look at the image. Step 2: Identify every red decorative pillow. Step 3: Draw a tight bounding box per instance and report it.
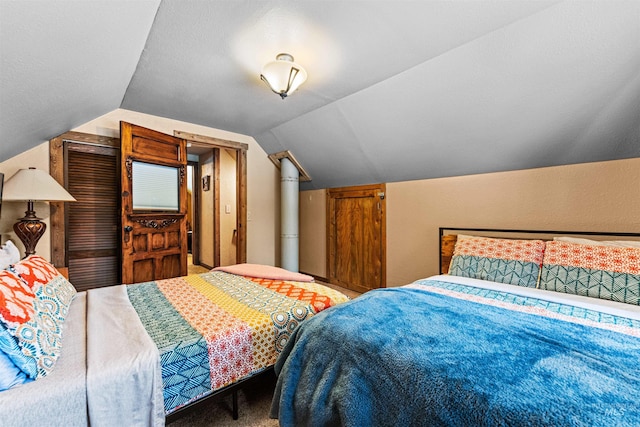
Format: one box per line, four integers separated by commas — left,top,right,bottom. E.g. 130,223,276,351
0,269,39,378
0,269,35,326
11,255,60,290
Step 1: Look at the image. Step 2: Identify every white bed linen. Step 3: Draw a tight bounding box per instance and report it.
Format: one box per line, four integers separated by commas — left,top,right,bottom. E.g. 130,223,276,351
86,285,165,427
0,292,88,427
427,274,640,321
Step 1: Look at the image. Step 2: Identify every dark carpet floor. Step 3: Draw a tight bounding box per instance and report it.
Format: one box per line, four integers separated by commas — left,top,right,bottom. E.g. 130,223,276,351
168,373,279,427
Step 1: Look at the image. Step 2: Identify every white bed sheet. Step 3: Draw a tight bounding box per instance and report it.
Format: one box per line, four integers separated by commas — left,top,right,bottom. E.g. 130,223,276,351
426,274,640,321
86,285,164,427
0,292,88,427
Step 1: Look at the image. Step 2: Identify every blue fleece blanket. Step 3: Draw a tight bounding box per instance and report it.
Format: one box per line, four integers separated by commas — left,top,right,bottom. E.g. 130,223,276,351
270,279,640,427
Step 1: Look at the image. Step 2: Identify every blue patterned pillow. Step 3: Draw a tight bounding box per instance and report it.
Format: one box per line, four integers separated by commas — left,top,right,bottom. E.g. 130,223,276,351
14,275,76,378
448,235,546,288
6,256,77,378
0,346,32,391
541,241,640,305
1,266,76,380
0,269,38,377
0,323,37,378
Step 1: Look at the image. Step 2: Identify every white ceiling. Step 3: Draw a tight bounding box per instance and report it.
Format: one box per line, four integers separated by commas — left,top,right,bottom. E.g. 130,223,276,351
1,0,639,190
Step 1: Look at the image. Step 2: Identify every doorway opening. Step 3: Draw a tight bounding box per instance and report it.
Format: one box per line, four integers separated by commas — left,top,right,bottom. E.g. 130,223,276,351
186,161,207,274
180,130,248,270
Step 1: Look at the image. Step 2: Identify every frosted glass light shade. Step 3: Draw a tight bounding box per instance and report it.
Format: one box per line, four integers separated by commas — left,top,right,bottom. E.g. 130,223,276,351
260,53,307,99
2,168,76,202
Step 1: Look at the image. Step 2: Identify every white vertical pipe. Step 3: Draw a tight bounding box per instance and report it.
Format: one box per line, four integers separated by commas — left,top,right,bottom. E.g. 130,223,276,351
281,157,299,271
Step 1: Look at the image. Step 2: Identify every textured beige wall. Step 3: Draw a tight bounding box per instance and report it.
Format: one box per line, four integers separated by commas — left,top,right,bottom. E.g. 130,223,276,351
1,108,280,265
299,158,640,287
387,158,640,286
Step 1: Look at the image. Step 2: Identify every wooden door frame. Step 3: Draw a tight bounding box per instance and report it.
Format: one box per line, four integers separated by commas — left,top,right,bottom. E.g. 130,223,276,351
50,131,121,268
212,147,221,268
326,183,387,290
187,160,201,266
174,131,247,265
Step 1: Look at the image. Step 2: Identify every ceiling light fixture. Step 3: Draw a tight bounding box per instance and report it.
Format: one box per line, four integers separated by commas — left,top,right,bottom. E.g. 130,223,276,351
260,53,307,99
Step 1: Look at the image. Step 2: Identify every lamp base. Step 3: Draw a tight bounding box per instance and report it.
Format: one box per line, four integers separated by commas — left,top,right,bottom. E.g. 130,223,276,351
13,201,45,257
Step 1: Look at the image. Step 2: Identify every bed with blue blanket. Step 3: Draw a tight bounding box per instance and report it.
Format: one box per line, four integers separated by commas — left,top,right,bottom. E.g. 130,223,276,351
270,230,640,427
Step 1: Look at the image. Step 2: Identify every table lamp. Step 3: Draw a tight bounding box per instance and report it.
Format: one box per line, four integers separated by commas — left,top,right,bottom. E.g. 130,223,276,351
2,167,76,257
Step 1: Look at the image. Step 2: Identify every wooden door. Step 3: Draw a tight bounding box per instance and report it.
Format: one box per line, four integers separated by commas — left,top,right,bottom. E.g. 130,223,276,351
327,184,386,293
120,122,188,284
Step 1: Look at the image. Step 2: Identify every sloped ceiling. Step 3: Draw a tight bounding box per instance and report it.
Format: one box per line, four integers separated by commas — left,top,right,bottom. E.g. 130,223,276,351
1,0,639,190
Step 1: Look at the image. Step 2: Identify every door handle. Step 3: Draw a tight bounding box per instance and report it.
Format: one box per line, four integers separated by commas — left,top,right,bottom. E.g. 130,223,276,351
124,225,133,244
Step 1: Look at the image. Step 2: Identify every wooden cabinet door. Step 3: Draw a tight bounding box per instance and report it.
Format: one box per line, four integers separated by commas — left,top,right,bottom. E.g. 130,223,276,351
50,133,121,291
120,122,188,284
66,143,121,290
328,184,386,293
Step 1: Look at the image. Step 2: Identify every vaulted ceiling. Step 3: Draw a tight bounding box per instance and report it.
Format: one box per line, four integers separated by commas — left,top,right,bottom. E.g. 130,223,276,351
2,0,639,190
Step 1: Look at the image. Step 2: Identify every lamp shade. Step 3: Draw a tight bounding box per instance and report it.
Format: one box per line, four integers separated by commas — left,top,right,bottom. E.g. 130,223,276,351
260,53,307,99
2,168,76,202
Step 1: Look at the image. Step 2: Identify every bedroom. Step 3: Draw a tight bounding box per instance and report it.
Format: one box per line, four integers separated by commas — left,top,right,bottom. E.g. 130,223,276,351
1,1,639,425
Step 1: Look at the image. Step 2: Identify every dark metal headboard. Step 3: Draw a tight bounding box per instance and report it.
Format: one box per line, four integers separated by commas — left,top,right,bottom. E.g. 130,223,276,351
439,227,640,274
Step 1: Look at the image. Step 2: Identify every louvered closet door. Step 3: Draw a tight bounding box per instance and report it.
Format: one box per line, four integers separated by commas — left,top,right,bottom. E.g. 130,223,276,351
66,143,120,291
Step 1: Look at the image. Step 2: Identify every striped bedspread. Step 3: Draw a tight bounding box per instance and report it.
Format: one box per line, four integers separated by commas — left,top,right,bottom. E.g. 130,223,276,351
126,270,348,414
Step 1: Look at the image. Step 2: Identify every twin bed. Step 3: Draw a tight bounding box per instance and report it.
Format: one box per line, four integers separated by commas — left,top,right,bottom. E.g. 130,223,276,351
0,258,348,426
271,228,640,426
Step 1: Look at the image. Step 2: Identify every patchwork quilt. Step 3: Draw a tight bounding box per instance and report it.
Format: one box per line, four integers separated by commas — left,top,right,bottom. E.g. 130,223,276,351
127,270,347,414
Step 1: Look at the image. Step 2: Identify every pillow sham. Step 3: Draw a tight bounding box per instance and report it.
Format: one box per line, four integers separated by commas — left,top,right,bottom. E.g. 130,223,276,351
11,255,61,289
540,240,640,305
0,240,20,270
0,347,32,391
448,235,545,288
0,269,35,325
4,256,77,378
553,236,640,248
0,270,38,377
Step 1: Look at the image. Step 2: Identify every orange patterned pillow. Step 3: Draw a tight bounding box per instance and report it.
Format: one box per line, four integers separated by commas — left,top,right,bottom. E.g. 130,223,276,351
0,270,35,326
449,235,545,287
0,269,39,378
11,255,60,290
543,241,640,275
5,256,77,378
540,241,640,305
